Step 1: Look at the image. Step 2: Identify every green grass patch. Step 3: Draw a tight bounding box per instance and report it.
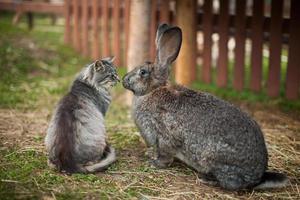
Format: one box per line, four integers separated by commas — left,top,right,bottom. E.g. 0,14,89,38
0,13,89,109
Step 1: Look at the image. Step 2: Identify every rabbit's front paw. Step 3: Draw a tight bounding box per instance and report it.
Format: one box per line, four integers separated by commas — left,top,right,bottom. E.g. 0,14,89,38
149,158,172,169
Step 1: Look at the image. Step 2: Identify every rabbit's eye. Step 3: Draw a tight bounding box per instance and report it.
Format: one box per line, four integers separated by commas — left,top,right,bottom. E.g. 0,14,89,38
139,69,148,76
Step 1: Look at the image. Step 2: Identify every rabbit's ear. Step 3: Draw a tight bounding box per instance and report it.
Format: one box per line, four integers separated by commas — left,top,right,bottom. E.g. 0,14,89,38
155,24,171,47
155,26,182,79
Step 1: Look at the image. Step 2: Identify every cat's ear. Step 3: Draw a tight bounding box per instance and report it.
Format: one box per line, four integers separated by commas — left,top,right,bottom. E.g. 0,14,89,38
82,64,93,81
102,56,115,63
94,60,105,72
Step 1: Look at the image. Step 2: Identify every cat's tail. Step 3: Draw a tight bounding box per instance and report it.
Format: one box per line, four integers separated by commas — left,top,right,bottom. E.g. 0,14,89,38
83,145,117,173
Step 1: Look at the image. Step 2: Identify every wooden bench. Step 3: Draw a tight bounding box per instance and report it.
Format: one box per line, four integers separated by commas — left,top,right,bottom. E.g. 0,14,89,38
0,0,64,29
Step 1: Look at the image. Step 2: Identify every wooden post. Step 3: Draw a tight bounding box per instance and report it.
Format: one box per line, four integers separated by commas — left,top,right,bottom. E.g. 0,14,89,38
27,0,33,30
216,0,229,88
150,0,158,61
250,0,264,92
126,0,151,105
92,0,99,60
102,0,110,57
286,0,300,99
233,0,246,91
64,0,71,44
113,0,121,66
72,0,81,51
202,0,213,83
27,12,33,30
81,0,89,57
159,0,169,24
175,0,197,85
267,0,283,97
124,0,131,66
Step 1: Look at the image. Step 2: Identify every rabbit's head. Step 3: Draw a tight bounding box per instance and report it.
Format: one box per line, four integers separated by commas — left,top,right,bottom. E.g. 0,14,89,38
123,24,182,96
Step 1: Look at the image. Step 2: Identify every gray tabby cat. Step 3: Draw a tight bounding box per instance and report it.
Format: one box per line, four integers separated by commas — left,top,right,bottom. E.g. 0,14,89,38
45,57,119,174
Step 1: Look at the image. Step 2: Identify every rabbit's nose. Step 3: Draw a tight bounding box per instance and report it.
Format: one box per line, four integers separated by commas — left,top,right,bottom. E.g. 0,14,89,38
122,75,131,88
123,75,130,83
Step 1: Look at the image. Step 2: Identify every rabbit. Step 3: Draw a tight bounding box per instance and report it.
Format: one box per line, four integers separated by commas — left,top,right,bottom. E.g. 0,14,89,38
122,24,288,190
45,57,119,174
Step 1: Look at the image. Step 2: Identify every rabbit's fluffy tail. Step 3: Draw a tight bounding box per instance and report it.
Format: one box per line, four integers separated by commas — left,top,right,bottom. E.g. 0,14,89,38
83,145,116,173
254,172,288,190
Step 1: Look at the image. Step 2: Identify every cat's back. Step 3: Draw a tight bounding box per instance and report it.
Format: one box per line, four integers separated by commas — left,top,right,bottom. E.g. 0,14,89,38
45,92,81,150
46,87,107,165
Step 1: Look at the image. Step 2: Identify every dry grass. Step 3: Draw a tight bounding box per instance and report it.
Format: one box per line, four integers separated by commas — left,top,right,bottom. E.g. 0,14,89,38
0,93,299,199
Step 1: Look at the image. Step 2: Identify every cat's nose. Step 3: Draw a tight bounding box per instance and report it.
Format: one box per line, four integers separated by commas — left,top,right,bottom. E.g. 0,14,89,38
111,74,120,82
115,74,120,82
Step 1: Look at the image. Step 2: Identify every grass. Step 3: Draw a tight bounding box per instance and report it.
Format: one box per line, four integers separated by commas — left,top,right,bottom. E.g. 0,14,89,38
0,13,299,199
0,13,90,109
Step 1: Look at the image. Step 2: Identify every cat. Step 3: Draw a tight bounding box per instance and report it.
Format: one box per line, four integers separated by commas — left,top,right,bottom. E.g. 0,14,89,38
45,57,119,174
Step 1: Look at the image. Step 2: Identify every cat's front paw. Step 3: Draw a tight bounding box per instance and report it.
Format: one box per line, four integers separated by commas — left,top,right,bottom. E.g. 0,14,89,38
145,147,156,159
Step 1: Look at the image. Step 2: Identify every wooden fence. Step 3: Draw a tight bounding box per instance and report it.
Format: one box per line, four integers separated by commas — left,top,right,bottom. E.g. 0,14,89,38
64,0,130,67
63,0,174,67
199,0,299,99
50,0,300,99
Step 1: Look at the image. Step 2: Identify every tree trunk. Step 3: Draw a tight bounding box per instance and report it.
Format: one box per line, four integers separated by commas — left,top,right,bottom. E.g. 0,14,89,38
126,0,151,105
175,0,197,85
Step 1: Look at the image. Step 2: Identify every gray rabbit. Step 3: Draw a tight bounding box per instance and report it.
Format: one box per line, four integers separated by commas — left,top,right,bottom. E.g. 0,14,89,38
45,57,119,174
122,24,288,190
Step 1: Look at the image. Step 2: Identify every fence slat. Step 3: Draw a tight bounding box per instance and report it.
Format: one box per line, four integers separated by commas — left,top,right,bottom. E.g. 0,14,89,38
150,0,158,61
250,0,264,92
202,0,213,83
92,0,99,60
72,0,81,51
160,0,169,24
113,0,121,66
64,0,71,44
267,0,283,97
233,0,246,91
124,0,130,66
286,0,300,99
216,0,229,88
102,0,110,57
81,0,89,56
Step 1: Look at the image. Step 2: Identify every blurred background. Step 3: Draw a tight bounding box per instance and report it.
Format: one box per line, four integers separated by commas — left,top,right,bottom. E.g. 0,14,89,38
0,0,299,199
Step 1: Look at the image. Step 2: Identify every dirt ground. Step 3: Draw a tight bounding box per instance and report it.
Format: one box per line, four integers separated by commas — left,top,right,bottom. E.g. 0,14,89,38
0,93,299,200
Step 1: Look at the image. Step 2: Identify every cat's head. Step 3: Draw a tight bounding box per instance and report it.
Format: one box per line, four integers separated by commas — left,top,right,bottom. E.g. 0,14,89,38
81,56,120,90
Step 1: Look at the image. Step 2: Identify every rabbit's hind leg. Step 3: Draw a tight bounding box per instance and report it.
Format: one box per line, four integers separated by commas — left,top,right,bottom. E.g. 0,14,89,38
214,165,248,191
198,173,218,186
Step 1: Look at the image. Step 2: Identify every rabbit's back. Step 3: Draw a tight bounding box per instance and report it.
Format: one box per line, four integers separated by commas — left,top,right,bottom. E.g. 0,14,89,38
133,84,268,177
